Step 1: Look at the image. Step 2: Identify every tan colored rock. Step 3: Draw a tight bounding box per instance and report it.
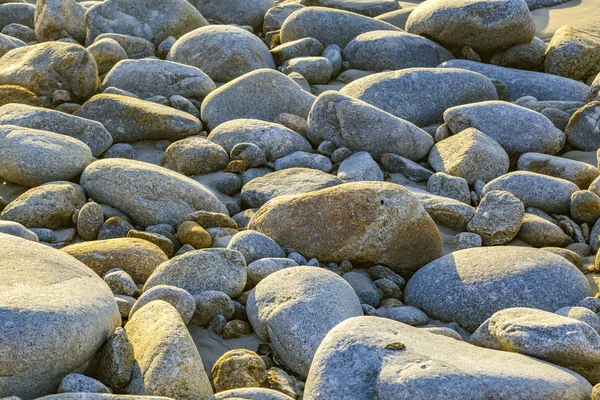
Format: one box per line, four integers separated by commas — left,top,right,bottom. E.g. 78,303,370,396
210,349,267,392
0,85,45,107
177,221,212,249
545,25,600,81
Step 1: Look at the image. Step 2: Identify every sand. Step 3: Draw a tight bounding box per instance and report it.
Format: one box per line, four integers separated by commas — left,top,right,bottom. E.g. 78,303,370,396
532,0,600,41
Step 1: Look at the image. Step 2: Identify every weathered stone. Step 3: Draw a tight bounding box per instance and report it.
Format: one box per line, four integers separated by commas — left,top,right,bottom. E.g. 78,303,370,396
545,25,600,81
88,38,127,75
93,33,155,59
517,213,567,248
130,285,195,325
270,38,324,65
0,220,38,242
0,3,34,31
208,388,294,400
411,190,476,232
189,0,273,30
467,190,524,245
490,37,547,71
58,374,110,394
518,152,599,189
566,101,600,151
34,0,86,43
96,327,134,389
210,349,267,392
281,56,332,85
162,137,229,176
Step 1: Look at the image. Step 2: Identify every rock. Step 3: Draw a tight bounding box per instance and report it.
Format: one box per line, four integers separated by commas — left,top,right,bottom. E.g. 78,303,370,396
429,128,509,184
247,266,362,376
482,171,579,215
274,151,332,172
201,69,316,130
144,248,247,298
0,33,23,59
231,143,267,168
427,172,470,204
439,60,591,102
208,119,312,161
247,258,299,288
380,154,433,182
249,182,442,276
517,213,567,248
406,0,535,56
93,33,155,59
58,374,111,394
210,349,267,392
404,247,592,331
0,220,38,242
192,290,234,326
75,94,202,143
1,182,85,229
303,316,592,399
303,0,398,17
387,306,429,326
412,190,476,232
0,85,45,107
209,388,294,400
61,238,168,283
80,159,227,227
0,3,34,31
0,104,113,157
98,216,134,240
34,0,86,43
104,269,137,296
280,7,400,48
85,0,208,46
566,101,600,151
467,190,525,245
545,25,600,81
167,25,275,83
124,301,213,399
343,31,453,72
337,151,383,182
37,395,174,400
0,234,120,398
0,42,97,102
342,271,380,307
130,285,195,325
444,101,566,156
227,230,285,264
526,0,572,10
470,307,600,384
177,221,212,250
490,37,547,71
181,210,238,229
189,0,274,30
556,306,600,332
307,91,434,160
270,38,324,65
340,68,498,127
281,56,332,85
162,137,229,176
518,152,599,189
96,327,134,389
241,168,341,208
0,125,93,187
571,190,600,225
88,38,127,75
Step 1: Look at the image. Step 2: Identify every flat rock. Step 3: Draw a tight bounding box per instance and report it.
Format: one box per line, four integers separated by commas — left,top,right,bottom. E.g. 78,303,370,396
340,68,498,127
80,159,227,227
75,94,202,143
404,247,592,331
249,181,442,276
0,234,120,398
303,316,592,399
200,69,316,131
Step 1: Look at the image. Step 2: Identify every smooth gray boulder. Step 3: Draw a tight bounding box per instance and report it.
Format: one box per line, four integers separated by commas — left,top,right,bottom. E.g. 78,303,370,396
337,151,383,182
84,0,208,46
303,316,593,399
247,266,362,377
93,33,155,59
227,230,285,264
0,125,93,187
143,248,247,298
301,0,399,17
0,220,39,242
404,247,592,331
187,0,274,30
0,233,121,399
167,25,275,83
161,137,229,176
241,168,342,208
439,60,591,102
467,190,525,246
307,91,433,160
444,101,566,156
200,69,316,130
280,7,401,48
35,0,86,43
406,0,535,56
129,285,196,324
0,3,34,30
75,94,202,143
247,258,299,288
102,59,216,101
208,119,312,161
0,41,98,102
566,101,600,151
340,68,498,127
0,104,112,157
411,190,475,232
343,30,454,71
79,159,227,227
517,152,599,189
482,171,579,215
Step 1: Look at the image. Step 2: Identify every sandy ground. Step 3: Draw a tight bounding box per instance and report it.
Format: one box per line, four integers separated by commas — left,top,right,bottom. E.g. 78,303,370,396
531,0,600,41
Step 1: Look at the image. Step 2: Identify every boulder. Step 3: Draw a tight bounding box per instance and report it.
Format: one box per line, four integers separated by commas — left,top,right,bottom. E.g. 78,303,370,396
247,266,362,377
84,0,208,46
209,388,293,400
0,104,113,157
188,0,274,30
404,247,592,331
0,125,93,187
444,101,566,156
75,94,202,143
161,137,229,176
124,301,213,399
200,69,315,130
227,230,285,264
467,190,525,245
411,190,475,232
340,68,498,127
0,3,34,30
249,182,442,276
343,31,453,71
207,119,312,160
167,25,275,83
93,33,155,59
307,91,433,160
61,238,168,283
566,101,600,151
517,152,599,189
406,0,535,56
302,0,398,17
0,41,98,102
0,234,120,398
544,25,600,81
280,7,400,48
303,316,592,399
79,159,227,227
34,0,86,43
102,59,216,101
439,60,591,102
0,33,23,58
